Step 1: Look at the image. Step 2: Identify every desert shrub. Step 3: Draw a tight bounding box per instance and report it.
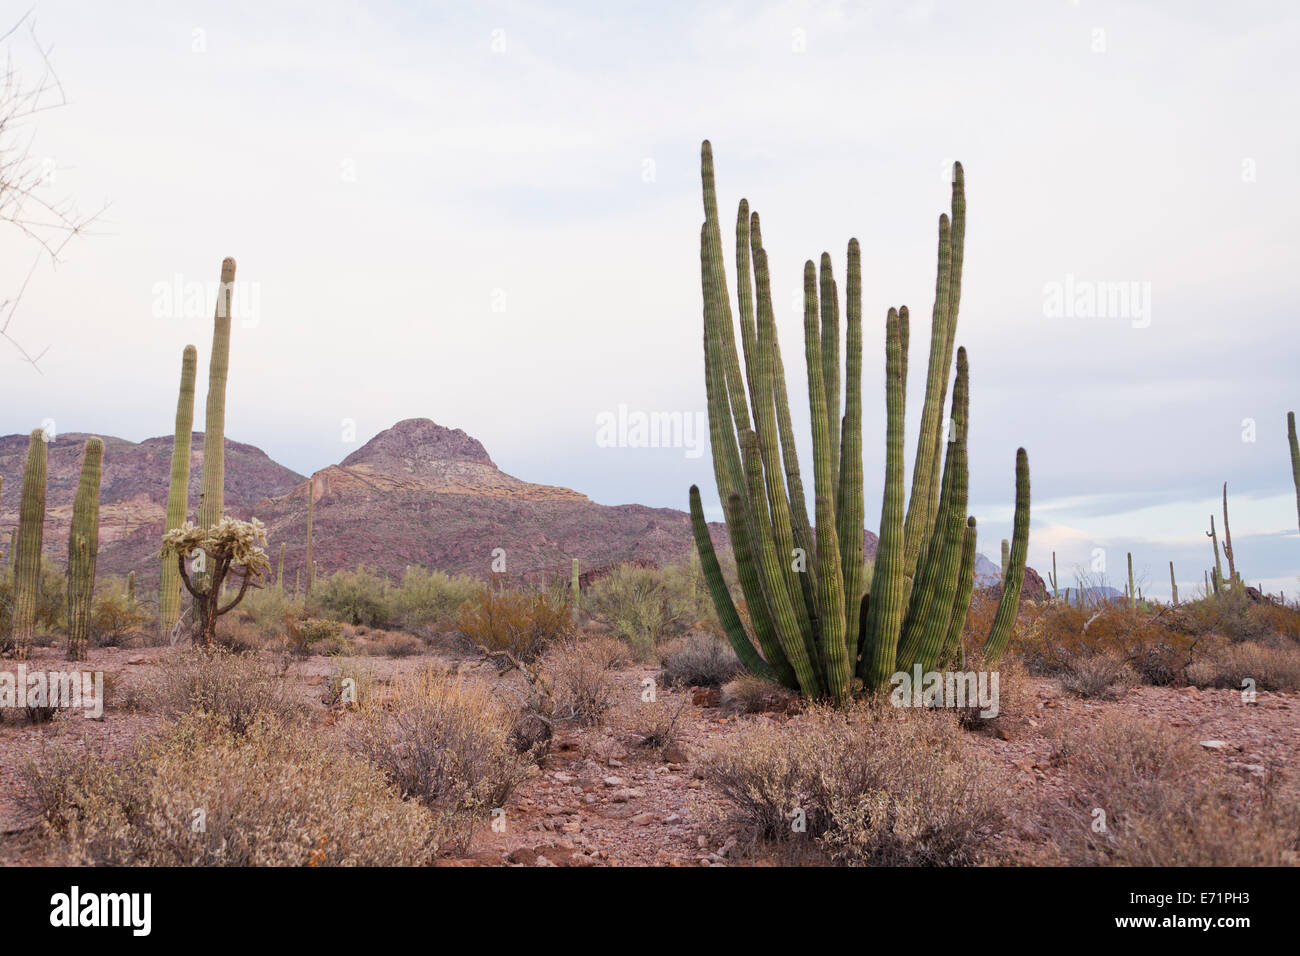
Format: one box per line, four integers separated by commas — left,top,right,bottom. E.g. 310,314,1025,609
723,673,795,714
25,714,439,865
348,669,531,851
158,648,297,735
212,616,264,654
1181,589,1300,644
708,705,1011,865
1044,714,1300,865
392,567,485,635
283,617,342,658
659,632,741,687
322,658,375,710
0,558,67,647
1185,639,1300,692
629,698,686,754
455,589,571,663
235,586,304,639
315,567,393,628
1059,652,1137,700
358,629,422,657
543,638,619,725
88,576,150,647
586,560,714,659
1015,601,1193,685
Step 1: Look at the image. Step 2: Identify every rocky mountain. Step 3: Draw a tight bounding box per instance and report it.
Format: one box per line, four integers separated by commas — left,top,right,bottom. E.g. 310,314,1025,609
0,417,1040,600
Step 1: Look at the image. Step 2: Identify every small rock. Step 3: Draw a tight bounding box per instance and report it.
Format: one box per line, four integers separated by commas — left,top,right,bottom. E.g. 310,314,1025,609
602,776,625,788
630,812,657,826
1200,740,1227,750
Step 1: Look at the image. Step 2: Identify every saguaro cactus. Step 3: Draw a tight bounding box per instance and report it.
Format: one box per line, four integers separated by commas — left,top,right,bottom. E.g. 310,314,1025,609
1049,551,1058,599
160,344,198,637
304,476,315,597
12,428,48,658
1127,552,1135,605
1169,561,1178,604
1206,516,1223,594
277,542,285,591
689,142,1029,698
1221,482,1238,588
1000,539,1010,580
1289,411,1300,536
197,258,236,531
66,438,104,661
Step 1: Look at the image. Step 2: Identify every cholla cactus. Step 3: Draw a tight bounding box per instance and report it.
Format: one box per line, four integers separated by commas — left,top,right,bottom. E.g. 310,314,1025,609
161,517,270,646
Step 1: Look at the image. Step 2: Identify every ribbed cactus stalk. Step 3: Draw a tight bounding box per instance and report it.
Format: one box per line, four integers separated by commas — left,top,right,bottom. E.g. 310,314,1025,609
160,344,197,636
12,429,48,658
1221,482,1237,588
277,542,285,591
1049,551,1058,599
689,142,1029,697
1204,569,1209,595
66,438,104,661
1207,515,1223,594
197,258,235,532
1000,539,1010,580
127,571,136,605
304,476,314,597
1289,412,1300,537
295,569,301,598
570,557,581,620
983,448,1030,661
1127,552,1135,605
1169,561,1178,604
6,528,13,572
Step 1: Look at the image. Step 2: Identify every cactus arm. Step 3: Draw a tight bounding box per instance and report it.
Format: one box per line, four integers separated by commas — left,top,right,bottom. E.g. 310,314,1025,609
836,238,866,662
689,486,776,681
1127,552,1135,604
1170,561,1178,604
983,448,1031,661
938,517,978,668
819,254,840,495
700,142,752,439
1221,482,1237,587
160,344,197,636
859,307,908,688
1206,516,1223,593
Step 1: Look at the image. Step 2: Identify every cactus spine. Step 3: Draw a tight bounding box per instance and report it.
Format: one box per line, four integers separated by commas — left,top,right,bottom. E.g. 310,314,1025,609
160,344,198,636
1289,411,1300,537
12,429,48,658
66,438,104,661
1221,482,1237,588
690,142,1028,697
304,476,314,596
1169,561,1178,604
197,258,235,532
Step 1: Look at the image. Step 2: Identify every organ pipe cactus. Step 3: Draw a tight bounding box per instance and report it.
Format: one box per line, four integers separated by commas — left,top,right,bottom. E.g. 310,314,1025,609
160,344,197,637
1000,539,1010,580
11,428,48,658
66,438,104,661
689,141,1029,698
197,258,235,532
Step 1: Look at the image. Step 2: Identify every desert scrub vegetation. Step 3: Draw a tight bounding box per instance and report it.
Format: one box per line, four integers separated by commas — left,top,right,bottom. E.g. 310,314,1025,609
455,587,572,663
312,565,483,634
25,714,439,865
542,636,623,725
159,648,299,734
347,668,533,852
585,560,715,660
707,704,1012,865
1184,637,1300,692
659,632,741,687
1058,651,1138,700
1044,714,1300,865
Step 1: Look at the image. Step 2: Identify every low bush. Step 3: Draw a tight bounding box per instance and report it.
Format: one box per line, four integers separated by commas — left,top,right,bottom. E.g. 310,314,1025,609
585,560,715,659
544,638,620,725
348,669,532,852
1185,639,1300,692
25,715,439,865
707,704,1011,865
455,589,572,663
1043,714,1300,865
659,633,741,687
1059,652,1137,700
158,649,297,735
283,617,343,658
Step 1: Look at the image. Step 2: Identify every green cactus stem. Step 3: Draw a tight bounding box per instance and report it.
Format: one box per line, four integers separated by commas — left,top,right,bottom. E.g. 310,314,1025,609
1289,412,1300,538
1221,482,1237,588
1169,561,1178,605
160,344,197,637
1050,551,1058,599
197,258,236,533
1206,515,1223,594
11,428,48,658
277,542,285,591
1001,539,1010,581
304,475,314,597
66,438,104,661
1127,552,1135,605
983,448,1031,662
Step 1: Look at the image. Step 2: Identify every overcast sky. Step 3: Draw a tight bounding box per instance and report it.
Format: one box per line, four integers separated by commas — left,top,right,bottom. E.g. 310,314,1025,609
2,0,1298,598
